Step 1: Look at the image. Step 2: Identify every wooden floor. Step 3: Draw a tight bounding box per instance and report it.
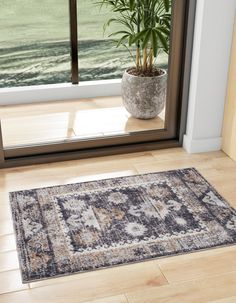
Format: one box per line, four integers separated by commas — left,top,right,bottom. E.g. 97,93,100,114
0,96,165,147
0,148,236,303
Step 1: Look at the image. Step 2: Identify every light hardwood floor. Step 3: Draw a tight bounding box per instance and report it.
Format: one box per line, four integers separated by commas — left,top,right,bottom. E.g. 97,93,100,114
0,96,165,147
0,147,236,303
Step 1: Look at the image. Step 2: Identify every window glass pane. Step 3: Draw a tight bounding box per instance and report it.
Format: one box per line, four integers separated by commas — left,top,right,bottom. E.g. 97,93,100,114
77,0,169,82
0,0,71,88
77,0,130,81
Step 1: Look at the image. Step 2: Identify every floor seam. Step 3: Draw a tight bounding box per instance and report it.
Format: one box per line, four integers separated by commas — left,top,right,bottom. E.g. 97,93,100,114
156,263,170,285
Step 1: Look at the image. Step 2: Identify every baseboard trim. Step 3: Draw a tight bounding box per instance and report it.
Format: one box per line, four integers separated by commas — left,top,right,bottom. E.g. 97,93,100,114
183,135,222,153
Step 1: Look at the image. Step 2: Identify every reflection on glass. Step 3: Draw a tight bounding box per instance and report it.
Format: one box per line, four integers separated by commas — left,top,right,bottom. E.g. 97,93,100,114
0,97,165,148
0,0,70,88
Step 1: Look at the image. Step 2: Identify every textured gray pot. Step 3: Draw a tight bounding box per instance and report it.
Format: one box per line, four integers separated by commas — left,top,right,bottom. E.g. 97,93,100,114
121,68,167,119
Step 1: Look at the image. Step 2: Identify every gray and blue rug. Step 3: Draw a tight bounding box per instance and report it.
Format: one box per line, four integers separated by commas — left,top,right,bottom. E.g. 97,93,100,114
9,168,236,282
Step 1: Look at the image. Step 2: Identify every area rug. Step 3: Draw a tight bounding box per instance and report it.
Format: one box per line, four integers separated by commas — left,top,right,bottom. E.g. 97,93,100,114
9,168,236,283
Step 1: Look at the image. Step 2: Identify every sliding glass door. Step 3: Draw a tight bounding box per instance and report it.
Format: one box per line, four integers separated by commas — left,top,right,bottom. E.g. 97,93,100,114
0,0,195,167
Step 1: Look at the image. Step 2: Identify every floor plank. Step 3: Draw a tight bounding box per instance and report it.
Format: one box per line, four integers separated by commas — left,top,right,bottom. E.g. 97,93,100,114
1,166,138,193
29,261,167,290
0,204,11,221
208,297,236,303
134,153,236,175
0,262,167,303
126,271,236,303
0,270,28,294
0,152,156,192
157,246,236,283
0,193,11,205
0,251,19,272
0,220,14,237
0,234,16,252
80,294,128,303
0,291,126,303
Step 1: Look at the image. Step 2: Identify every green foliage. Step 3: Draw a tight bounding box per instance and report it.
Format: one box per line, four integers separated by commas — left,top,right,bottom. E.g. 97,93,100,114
99,0,172,72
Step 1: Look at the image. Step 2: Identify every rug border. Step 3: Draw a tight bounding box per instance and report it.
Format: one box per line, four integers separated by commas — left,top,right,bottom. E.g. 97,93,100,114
21,242,236,284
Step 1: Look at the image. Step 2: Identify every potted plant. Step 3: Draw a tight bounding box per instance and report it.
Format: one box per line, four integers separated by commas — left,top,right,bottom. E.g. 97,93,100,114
100,0,172,119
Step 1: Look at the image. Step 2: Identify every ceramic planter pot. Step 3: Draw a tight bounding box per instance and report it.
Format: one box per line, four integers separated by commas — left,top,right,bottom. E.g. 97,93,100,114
121,68,167,119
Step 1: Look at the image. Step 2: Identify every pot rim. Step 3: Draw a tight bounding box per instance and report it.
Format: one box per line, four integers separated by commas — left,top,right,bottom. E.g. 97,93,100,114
124,67,167,79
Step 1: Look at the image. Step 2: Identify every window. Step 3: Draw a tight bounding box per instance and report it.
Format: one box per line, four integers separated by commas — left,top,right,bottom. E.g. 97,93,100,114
0,0,196,168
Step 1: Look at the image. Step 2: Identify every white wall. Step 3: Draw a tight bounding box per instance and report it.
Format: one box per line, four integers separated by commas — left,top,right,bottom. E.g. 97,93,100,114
183,0,236,153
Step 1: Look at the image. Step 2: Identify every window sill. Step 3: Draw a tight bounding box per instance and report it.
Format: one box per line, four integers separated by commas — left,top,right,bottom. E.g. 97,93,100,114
0,79,121,105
